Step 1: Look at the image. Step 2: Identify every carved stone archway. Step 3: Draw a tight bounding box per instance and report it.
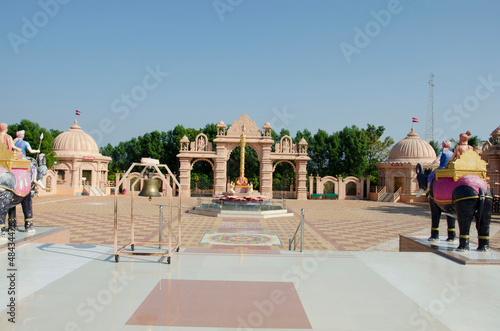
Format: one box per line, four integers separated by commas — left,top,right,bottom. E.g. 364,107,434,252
177,114,310,199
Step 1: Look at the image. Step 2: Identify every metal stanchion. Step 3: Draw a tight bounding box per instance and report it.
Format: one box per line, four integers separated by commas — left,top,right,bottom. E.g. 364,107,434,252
300,208,305,252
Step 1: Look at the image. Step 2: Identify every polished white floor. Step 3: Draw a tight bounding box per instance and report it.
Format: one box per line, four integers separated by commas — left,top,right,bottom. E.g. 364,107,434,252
1,243,500,330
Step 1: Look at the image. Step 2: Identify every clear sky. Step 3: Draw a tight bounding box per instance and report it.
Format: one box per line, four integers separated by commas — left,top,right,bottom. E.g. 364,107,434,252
1,0,499,147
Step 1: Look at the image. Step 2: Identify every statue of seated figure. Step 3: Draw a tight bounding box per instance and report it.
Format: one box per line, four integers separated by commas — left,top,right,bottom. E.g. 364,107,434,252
435,149,487,182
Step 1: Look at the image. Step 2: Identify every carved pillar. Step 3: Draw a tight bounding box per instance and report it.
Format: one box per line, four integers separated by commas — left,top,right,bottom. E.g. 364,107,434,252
338,176,344,200
178,157,191,198
296,159,308,200
316,176,322,194
366,177,370,199
260,144,273,197
309,176,314,196
71,161,79,187
214,145,227,195
360,178,364,199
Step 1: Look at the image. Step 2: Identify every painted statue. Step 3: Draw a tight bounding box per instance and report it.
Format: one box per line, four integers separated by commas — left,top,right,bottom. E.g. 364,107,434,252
0,131,48,240
247,182,253,194
451,131,473,162
14,130,40,159
0,123,21,155
415,150,492,251
228,182,236,194
420,140,454,196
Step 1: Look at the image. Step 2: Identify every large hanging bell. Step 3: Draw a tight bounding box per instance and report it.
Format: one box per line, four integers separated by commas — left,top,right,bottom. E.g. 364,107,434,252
139,172,161,201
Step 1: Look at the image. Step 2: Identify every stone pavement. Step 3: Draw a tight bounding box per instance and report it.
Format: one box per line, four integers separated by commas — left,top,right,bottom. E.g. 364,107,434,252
20,194,500,252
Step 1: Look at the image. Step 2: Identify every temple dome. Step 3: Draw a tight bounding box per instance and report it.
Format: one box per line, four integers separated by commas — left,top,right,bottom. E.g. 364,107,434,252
387,128,436,163
53,120,101,156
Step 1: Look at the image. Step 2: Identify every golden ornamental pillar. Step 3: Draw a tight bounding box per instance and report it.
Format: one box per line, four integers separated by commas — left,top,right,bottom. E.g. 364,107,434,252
240,133,246,177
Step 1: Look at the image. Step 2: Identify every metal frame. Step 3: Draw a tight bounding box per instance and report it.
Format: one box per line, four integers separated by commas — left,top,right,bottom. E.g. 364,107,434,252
113,161,182,264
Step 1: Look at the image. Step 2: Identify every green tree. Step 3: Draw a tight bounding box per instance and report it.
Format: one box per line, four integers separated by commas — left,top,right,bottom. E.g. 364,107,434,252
364,124,394,180
428,140,440,155
310,129,331,176
338,125,368,177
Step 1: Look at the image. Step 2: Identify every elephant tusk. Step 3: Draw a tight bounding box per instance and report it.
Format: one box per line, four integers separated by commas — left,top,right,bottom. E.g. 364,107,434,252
36,179,46,190
416,188,426,198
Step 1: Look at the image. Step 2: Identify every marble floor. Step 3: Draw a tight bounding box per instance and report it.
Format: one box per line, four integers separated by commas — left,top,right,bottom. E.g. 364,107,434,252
1,242,500,330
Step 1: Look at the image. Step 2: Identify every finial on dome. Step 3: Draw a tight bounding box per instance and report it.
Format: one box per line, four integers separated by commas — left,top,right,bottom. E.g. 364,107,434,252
70,120,81,130
407,127,418,137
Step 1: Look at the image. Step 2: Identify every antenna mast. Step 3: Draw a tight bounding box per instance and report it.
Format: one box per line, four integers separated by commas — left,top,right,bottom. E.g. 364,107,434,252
425,73,435,142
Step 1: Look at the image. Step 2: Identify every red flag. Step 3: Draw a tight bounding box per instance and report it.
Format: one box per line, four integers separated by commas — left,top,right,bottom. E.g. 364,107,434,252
412,117,419,123
76,110,81,116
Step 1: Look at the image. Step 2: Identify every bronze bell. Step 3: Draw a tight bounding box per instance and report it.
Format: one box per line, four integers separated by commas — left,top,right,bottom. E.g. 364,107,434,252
139,172,161,201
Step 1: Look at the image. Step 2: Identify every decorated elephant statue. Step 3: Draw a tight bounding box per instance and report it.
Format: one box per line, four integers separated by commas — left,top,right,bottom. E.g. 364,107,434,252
0,153,48,240
415,157,493,252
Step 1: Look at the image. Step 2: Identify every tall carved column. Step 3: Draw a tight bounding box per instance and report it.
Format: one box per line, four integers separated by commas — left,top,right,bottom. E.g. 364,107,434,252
360,178,364,199
315,175,322,195
309,176,314,196
366,177,370,199
260,144,273,197
296,159,308,200
71,161,79,187
214,145,227,195
178,157,191,198
338,177,344,200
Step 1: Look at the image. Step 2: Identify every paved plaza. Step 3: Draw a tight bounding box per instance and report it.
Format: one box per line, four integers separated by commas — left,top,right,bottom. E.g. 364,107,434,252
25,195,500,252
1,195,500,330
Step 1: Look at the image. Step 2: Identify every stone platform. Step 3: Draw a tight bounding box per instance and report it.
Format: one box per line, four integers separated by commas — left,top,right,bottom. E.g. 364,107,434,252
399,235,500,265
0,226,70,252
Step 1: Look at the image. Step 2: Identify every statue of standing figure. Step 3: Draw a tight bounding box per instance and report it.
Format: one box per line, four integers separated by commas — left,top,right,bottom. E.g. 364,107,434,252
14,130,40,159
247,182,253,194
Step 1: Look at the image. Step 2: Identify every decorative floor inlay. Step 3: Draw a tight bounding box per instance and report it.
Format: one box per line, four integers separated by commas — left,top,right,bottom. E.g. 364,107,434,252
200,232,282,246
126,279,312,329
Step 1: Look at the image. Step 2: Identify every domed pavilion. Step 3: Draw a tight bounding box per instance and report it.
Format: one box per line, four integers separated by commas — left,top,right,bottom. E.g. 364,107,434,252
52,120,111,195
376,128,436,202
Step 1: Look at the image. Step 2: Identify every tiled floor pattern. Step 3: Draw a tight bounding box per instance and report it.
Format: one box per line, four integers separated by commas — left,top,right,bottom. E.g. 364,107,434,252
14,195,500,252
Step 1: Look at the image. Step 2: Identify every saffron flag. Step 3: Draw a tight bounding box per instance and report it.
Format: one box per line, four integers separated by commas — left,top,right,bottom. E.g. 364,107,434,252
412,117,419,123
76,110,81,116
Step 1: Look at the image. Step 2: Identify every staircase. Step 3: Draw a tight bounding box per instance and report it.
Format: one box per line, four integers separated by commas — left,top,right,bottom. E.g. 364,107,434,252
89,186,106,196
376,187,401,203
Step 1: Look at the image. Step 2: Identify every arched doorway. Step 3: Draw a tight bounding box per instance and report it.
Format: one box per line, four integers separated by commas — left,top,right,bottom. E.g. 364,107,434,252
227,145,260,190
191,159,215,196
272,160,296,199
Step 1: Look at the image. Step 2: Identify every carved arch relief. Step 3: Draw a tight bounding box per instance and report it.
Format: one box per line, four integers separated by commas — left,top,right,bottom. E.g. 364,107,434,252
275,135,297,154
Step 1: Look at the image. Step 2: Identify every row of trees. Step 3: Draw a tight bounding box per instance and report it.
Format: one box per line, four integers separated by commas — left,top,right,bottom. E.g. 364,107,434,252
99,123,395,186
5,119,491,190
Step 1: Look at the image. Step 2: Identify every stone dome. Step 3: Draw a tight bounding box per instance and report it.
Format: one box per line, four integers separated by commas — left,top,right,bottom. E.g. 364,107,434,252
387,128,436,163
53,120,100,156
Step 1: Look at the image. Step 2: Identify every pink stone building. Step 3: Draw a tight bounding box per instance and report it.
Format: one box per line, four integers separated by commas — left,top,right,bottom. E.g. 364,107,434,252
52,120,111,195
375,128,435,202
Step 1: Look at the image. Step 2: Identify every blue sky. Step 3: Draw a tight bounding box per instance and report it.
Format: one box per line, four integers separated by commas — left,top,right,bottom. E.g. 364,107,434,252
1,0,499,147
